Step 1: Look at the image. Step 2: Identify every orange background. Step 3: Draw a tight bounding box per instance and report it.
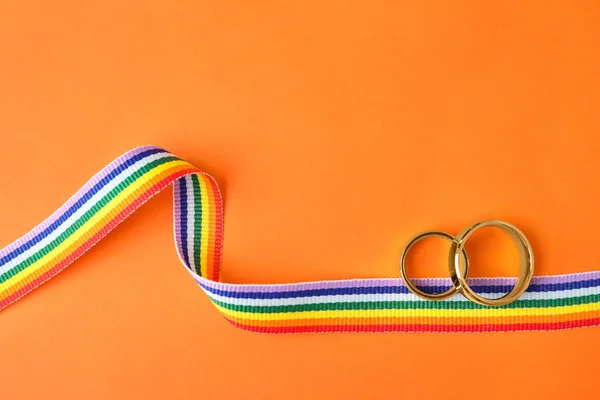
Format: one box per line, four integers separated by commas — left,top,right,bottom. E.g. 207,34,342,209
1,1,599,399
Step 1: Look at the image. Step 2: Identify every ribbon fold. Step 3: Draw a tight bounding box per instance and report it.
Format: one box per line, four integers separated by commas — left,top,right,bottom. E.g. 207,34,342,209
1,146,599,333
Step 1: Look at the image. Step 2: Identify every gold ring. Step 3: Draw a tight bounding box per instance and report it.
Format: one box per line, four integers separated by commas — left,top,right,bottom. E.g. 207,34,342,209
400,231,469,301
448,220,534,306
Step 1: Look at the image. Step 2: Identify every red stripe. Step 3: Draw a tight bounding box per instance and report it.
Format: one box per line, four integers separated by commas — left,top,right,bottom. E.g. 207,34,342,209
204,173,224,281
223,316,600,333
0,167,200,310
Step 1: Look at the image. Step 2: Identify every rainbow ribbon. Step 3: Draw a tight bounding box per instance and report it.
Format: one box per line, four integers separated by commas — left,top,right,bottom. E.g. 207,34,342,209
1,146,599,333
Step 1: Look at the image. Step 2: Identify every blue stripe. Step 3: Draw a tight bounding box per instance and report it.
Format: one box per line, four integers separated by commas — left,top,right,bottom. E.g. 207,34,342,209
0,147,166,266
179,178,191,268
197,278,600,299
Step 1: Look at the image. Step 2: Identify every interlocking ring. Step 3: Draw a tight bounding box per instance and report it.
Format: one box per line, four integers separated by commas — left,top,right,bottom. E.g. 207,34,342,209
400,220,534,306
400,231,469,301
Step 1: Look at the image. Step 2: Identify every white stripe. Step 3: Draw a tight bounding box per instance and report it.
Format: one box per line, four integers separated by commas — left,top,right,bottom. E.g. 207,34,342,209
0,152,173,274
185,176,197,271
202,285,600,306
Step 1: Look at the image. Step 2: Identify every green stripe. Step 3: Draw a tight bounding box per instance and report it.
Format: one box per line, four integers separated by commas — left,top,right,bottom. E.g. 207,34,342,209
191,174,202,276
207,293,600,313
0,156,181,284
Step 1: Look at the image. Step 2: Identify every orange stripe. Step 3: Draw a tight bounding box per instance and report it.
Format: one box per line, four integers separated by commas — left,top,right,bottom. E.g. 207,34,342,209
208,174,224,281
201,174,216,280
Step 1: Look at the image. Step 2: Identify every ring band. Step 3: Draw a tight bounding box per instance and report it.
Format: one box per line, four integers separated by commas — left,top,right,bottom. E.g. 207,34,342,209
400,231,470,301
448,220,534,307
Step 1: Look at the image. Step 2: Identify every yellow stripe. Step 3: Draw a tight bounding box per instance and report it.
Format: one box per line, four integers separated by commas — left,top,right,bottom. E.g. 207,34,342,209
199,176,210,277
1,160,193,292
212,301,600,321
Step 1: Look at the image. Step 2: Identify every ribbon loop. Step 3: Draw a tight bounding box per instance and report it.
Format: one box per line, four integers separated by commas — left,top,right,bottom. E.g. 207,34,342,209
1,146,599,333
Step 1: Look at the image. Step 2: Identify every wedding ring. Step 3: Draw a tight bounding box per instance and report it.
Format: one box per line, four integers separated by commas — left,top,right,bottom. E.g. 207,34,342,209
400,220,534,306
400,231,469,301
448,220,534,306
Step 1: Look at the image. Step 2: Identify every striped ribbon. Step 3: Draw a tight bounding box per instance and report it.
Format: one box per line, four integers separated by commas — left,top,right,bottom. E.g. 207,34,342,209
1,146,599,333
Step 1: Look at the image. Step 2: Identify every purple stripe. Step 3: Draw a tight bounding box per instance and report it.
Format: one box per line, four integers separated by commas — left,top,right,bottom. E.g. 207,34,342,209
194,271,600,292
173,178,187,267
474,271,600,285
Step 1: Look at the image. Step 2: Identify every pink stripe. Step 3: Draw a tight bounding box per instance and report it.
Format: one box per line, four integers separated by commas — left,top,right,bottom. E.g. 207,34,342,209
224,317,600,333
